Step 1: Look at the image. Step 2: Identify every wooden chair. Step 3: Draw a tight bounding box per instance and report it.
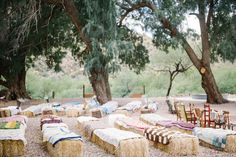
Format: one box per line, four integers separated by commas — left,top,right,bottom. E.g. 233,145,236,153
178,104,196,124
174,101,182,121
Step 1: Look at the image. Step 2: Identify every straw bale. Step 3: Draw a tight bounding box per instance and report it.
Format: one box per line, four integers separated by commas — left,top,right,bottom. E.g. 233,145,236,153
153,136,199,155
114,110,130,116
20,111,34,117
54,110,66,116
199,134,236,152
66,109,85,117
114,121,144,135
225,134,236,152
139,117,153,125
91,133,149,157
47,140,83,157
0,140,25,157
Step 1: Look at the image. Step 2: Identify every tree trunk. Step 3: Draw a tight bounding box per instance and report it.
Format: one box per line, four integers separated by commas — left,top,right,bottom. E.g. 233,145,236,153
89,68,111,104
5,68,30,100
200,65,226,104
166,75,173,97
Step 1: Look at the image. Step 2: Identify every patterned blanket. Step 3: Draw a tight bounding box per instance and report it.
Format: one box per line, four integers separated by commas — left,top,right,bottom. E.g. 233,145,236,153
0,115,28,125
193,127,236,148
156,120,195,130
0,121,21,129
144,127,193,145
40,115,62,129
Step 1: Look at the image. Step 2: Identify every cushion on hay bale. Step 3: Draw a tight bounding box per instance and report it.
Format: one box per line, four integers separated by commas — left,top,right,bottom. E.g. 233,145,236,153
0,115,28,125
92,128,149,157
145,127,199,155
193,127,236,152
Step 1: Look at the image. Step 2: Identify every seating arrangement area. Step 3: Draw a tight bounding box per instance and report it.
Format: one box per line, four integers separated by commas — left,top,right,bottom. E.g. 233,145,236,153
1,98,236,156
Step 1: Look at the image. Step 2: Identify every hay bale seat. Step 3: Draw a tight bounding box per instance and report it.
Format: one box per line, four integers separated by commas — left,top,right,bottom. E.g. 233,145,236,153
20,110,34,117
78,119,110,139
114,117,151,135
91,128,149,157
77,116,99,131
0,124,26,157
66,107,85,117
46,140,83,157
193,127,236,152
140,114,194,134
144,127,199,155
116,101,142,113
42,122,84,157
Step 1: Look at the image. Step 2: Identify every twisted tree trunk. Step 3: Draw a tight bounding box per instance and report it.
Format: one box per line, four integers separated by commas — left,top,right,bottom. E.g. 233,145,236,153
89,67,111,104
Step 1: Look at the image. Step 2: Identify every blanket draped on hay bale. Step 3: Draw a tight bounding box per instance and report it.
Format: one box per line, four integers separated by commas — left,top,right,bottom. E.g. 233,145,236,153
0,120,27,157
193,127,236,152
140,114,194,134
40,115,62,129
117,101,142,112
114,117,151,135
144,127,199,155
92,128,149,157
80,121,111,139
41,122,84,157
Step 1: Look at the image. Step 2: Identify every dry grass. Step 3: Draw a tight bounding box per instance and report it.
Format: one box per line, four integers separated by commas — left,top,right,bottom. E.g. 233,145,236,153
0,140,25,157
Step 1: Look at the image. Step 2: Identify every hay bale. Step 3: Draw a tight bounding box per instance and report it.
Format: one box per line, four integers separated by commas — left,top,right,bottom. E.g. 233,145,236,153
0,140,25,157
153,136,199,155
91,132,149,157
114,121,144,135
199,135,236,152
140,108,153,114
53,110,66,116
47,140,83,157
225,135,236,152
20,111,34,117
91,109,102,118
114,110,130,116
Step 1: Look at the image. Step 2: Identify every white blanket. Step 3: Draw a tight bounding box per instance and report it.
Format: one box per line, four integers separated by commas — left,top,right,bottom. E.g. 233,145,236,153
43,127,70,142
140,114,169,125
118,101,142,112
93,128,142,147
0,124,27,144
99,101,118,114
77,116,98,123
42,123,68,132
107,114,127,127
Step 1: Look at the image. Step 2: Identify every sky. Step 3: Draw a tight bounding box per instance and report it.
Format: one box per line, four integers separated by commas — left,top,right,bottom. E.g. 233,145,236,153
124,15,201,38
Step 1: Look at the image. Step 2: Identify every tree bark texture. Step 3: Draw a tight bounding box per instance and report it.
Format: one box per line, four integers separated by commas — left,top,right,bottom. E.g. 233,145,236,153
5,68,30,100
89,68,111,105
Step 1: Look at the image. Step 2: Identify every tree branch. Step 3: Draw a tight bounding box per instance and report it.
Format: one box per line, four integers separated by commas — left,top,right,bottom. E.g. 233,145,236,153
0,79,7,88
206,0,214,29
117,1,202,69
42,0,92,53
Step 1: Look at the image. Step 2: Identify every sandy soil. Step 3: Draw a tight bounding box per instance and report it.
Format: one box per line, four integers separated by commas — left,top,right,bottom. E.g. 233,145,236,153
2,97,236,156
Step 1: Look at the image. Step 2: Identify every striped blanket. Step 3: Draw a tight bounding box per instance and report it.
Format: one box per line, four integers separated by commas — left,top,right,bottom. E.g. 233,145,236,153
40,115,62,129
144,127,188,145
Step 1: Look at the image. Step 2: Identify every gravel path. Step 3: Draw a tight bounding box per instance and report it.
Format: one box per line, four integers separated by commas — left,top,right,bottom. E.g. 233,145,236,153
24,116,236,157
